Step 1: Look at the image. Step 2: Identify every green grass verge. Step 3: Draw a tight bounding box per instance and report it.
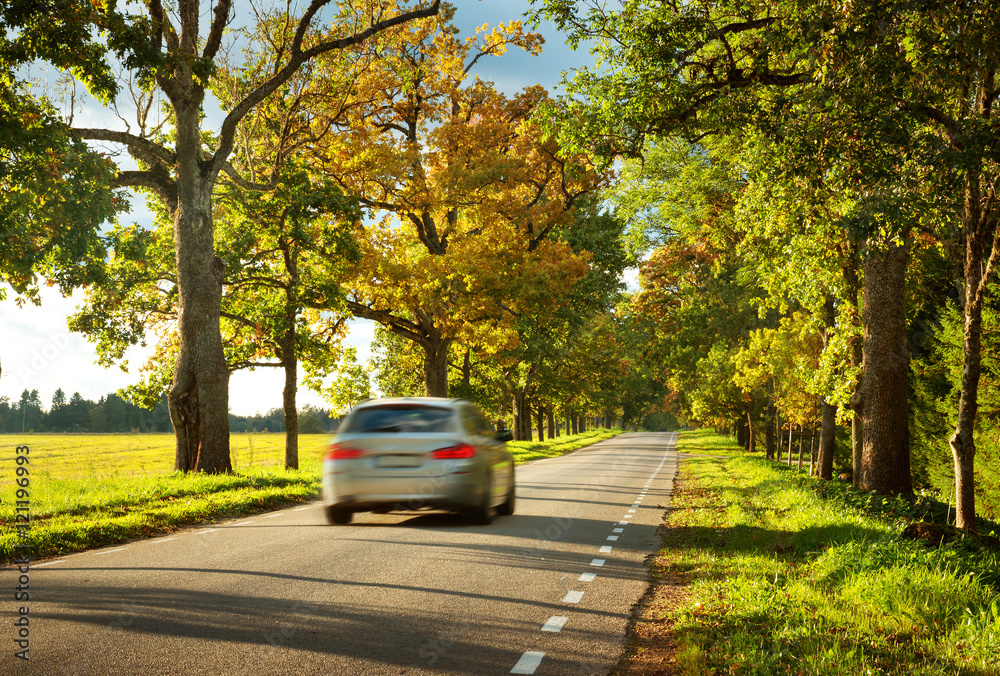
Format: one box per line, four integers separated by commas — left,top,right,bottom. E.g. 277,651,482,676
2,429,616,563
652,430,1000,675
508,428,621,464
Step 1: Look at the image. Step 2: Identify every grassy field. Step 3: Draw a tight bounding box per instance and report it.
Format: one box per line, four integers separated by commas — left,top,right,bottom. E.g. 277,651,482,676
1,428,619,563
618,429,1000,675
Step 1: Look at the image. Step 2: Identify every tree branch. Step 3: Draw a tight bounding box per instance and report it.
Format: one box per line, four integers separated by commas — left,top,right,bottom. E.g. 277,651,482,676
212,0,441,176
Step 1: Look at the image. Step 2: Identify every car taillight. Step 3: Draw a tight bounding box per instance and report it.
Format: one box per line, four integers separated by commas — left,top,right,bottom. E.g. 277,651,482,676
431,444,476,459
325,444,364,460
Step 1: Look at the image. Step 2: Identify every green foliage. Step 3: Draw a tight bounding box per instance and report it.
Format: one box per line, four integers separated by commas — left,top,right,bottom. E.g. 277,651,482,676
0,77,121,301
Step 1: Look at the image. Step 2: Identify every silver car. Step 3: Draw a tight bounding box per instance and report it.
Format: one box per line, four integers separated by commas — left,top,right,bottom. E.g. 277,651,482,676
322,398,515,525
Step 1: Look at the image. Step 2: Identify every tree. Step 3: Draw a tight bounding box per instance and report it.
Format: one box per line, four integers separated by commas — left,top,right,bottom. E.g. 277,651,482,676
1,69,120,303
70,166,359,469
304,8,602,395
2,0,441,472
531,0,915,495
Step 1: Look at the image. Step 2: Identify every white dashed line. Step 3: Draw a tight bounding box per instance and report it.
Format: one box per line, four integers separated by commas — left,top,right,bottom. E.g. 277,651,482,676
293,506,310,511
193,529,219,535
232,521,254,526
562,591,584,604
511,651,546,674
628,509,636,513
34,560,66,567
617,521,628,526
590,559,605,567
623,514,633,519
578,572,597,582
613,528,624,533
147,538,177,544
599,545,613,553
607,535,619,541
541,616,568,632
263,513,284,518
93,548,127,556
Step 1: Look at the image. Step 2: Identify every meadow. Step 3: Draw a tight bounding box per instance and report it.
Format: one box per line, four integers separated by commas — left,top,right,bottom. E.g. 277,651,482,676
618,430,1000,676
0,428,620,562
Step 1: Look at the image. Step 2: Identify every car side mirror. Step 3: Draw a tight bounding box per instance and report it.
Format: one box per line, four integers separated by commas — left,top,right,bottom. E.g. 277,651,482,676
496,430,513,442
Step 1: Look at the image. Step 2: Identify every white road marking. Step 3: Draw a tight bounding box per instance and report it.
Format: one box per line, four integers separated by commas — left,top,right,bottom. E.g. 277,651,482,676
34,560,66,567
623,514,633,519
147,538,177,544
599,545,612,553
293,506,310,511
263,513,284,518
617,521,628,526
590,559,605,567
607,535,619,541
579,572,597,582
193,529,219,535
232,521,254,526
613,528,624,533
511,651,546,674
562,591,584,604
541,616,569,632
93,548,126,556
628,509,636,513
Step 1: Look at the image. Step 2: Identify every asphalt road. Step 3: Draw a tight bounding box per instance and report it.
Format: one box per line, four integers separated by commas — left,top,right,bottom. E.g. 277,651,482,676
5,432,678,676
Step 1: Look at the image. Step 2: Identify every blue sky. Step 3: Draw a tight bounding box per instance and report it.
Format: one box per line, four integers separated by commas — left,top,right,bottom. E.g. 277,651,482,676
0,0,600,416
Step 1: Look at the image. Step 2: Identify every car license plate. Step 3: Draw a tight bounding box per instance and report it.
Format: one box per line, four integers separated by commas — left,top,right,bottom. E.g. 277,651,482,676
377,455,422,468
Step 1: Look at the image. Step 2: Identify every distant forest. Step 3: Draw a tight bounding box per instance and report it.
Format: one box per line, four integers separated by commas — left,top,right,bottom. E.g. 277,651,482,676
0,389,338,435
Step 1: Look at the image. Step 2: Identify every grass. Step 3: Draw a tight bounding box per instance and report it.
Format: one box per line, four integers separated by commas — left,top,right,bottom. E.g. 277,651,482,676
508,427,621,463
1,428,618,563
625,429,1000,676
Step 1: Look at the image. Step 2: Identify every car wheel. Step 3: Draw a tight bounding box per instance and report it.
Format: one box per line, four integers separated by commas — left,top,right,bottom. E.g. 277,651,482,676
496,474,515,516
326,505,353,525
469,473,494,525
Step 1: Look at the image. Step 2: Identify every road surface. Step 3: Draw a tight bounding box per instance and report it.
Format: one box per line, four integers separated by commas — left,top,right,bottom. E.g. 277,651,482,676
5,432,678,675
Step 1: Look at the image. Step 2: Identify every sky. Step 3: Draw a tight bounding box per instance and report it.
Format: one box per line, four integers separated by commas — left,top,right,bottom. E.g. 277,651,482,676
0,0,605,416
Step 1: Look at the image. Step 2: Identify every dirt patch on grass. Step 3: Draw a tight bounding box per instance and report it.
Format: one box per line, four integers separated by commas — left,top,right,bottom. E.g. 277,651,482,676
612,564,692,676
613,474,698,676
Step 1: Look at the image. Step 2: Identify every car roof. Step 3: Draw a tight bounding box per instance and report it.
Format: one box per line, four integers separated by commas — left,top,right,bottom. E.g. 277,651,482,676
352,397,469,410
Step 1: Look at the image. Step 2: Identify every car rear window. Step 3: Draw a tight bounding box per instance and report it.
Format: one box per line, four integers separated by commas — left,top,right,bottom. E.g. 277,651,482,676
341,406,455,434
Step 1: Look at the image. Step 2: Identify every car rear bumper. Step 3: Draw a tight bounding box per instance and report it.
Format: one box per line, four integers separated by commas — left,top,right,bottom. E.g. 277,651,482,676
323,470,485,512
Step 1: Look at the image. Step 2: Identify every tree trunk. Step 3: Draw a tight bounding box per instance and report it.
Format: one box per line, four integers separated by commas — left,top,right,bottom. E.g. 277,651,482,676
571,414,578,435
765,383,776,460
797,424,804,470
809,429,816,476
422,337,451,397
843,245,864,488
536,404,545,442
818,401,836,480
816,296,837,479
950,175,997,531
858,239,912,495
512,392,532,441
775,411,782,460
282,356,299,470
747,410,756,453
546,408,556,439
280,243,300,471
787,425,793,465
168,103,230,474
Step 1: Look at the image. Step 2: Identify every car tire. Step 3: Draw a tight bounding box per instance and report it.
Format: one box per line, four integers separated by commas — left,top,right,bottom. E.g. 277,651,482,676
496,474,515,516
326,505,353,525
469,473,494,525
